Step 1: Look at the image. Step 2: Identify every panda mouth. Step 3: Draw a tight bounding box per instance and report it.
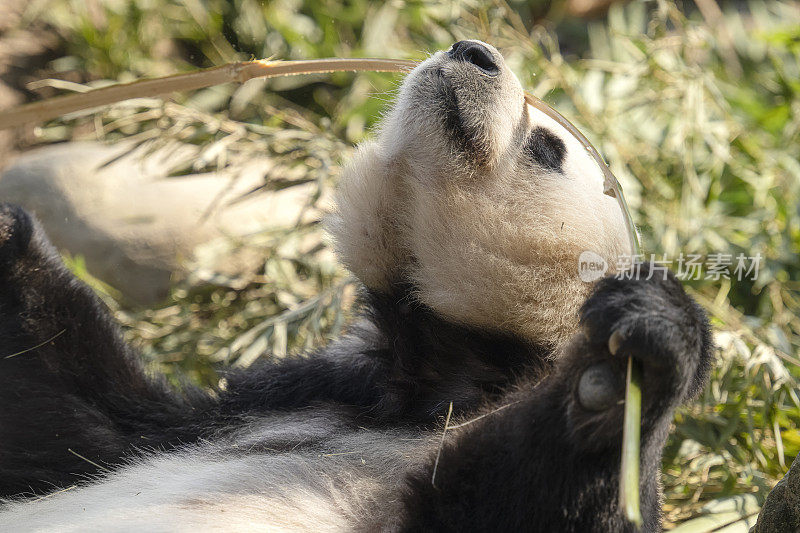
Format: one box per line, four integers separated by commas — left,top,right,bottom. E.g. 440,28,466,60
433,68,481,157
436,71,467,141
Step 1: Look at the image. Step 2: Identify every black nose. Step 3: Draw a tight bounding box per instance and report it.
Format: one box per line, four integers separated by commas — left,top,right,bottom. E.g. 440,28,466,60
447,41,499,77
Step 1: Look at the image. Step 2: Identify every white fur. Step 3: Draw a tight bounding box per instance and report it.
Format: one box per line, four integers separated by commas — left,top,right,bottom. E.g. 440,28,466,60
0,411,434,532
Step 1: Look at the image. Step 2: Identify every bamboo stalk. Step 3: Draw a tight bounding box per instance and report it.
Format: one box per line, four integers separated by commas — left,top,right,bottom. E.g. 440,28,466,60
620,356,644,527
0,58,418,131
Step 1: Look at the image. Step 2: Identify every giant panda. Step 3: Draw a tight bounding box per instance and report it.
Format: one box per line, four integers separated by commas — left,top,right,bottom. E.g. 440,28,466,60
0,40,712,532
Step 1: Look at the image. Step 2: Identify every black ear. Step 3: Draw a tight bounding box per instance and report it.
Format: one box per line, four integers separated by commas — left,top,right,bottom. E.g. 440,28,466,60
525,127,566,172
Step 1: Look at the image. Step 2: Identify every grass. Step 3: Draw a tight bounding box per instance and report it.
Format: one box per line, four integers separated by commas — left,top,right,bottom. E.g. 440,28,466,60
13,0,800,528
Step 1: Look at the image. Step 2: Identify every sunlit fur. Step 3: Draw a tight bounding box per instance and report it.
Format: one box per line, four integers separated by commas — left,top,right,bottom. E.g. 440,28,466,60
0,410,434,531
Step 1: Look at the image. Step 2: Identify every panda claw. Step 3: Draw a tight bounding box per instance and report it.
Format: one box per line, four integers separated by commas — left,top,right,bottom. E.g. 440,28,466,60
607,329,624,356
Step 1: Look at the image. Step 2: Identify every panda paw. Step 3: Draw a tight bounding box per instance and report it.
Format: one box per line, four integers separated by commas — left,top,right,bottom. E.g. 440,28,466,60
579,263,712,407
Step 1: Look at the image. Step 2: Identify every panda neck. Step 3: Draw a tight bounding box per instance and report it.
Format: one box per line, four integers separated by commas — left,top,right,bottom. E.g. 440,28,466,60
363,284,552,421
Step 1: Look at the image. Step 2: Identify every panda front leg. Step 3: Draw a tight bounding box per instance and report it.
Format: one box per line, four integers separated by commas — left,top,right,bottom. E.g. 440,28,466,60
395,269,713,533
0,204,206,497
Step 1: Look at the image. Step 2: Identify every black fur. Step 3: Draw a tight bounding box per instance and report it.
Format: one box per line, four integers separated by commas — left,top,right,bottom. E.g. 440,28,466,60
400,269,712,532
0,204,712,531
435,67,473,155
526,126,567,172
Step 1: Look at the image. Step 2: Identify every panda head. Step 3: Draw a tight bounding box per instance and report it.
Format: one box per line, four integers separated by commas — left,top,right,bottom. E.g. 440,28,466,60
329,40,632,347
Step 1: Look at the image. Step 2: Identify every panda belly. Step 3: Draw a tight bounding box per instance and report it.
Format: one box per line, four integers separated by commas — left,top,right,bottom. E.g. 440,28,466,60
0,411,433,532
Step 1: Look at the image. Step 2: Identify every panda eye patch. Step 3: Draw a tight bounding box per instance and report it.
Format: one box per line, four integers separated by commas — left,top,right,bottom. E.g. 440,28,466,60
525,127,566,173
